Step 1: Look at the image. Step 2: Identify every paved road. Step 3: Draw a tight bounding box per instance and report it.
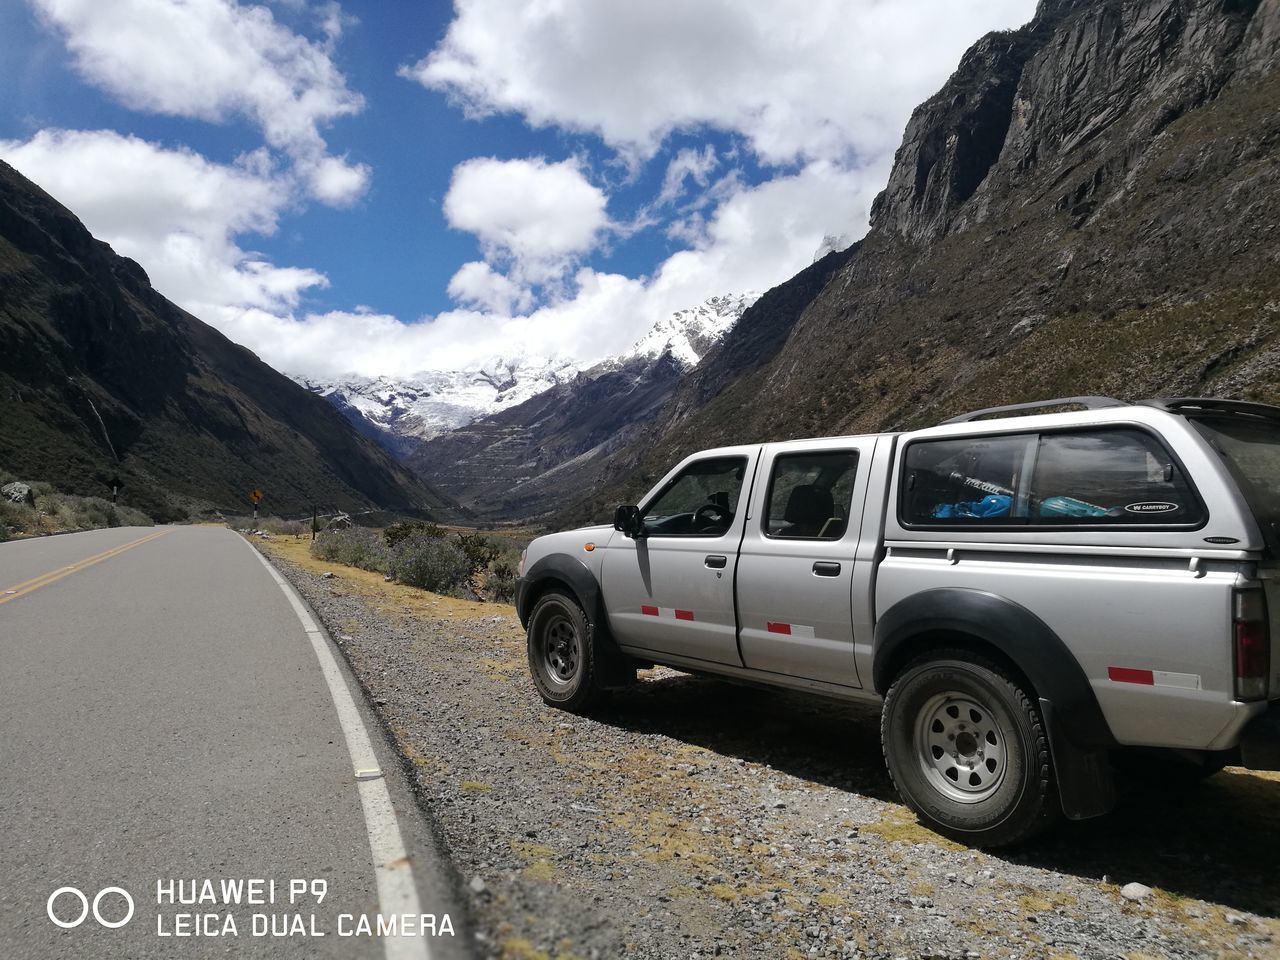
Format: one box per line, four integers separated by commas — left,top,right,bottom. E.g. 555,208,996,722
0,526,466,959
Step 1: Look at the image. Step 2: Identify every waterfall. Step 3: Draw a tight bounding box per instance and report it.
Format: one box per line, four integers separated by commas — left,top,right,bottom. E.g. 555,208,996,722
81,389,119,462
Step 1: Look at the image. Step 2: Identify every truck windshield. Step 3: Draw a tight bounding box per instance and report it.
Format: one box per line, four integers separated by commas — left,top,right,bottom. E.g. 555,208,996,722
1191,415,1280,546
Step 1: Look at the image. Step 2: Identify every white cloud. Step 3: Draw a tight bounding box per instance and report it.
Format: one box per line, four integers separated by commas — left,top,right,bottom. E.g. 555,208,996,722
303,154,370,206
0,129,326,320
443,156,609,284
656,145,718,207
196,160,880,379
404,0,1034,165
29,0,367,203
447,260,532,315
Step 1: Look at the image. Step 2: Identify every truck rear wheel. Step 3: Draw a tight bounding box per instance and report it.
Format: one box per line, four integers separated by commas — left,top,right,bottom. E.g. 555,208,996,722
881,650,1058,847
527,590,603,712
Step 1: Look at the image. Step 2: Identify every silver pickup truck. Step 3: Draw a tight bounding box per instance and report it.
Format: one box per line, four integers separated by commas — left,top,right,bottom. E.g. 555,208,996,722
514,397,1280,846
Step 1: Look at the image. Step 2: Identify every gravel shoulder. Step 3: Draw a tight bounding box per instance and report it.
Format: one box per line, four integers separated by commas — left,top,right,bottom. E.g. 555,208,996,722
256,536,1280,960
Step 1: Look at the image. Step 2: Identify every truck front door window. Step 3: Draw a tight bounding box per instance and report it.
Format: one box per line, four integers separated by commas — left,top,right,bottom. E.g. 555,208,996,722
643,457,746,537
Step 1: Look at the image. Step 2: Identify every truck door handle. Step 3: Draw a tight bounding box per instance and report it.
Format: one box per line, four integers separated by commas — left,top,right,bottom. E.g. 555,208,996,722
705,555,728,569
812,561,841,577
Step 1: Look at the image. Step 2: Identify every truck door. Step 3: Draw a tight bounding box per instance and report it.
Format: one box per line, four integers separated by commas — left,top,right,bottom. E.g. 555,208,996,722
601,448,759,667
735,438,873,688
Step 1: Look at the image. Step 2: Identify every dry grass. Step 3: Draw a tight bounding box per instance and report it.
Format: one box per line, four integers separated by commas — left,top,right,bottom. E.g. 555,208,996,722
255,534,504,622
861,807,965,851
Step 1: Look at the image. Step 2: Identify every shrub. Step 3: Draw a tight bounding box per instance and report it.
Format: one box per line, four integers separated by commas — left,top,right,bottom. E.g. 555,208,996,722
113,503,153,527
260,516,307,537
0,499,37,534
311,527,391,572
480,557,517,603
387,533,470,593
455,531,500,574
384,519,445,548
0,485,150,536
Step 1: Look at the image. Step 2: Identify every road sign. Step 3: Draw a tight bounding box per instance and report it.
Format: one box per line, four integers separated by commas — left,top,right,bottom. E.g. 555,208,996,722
249,489,264,504
108,475,123,490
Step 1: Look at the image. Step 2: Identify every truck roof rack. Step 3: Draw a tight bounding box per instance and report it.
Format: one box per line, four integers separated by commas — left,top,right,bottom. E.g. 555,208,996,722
1136,397,1280,421
941,396,1126,425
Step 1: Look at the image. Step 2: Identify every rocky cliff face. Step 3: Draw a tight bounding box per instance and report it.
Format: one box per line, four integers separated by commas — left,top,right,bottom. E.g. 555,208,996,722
0,161,456,520
562,0,1280,524
874,0,1274,243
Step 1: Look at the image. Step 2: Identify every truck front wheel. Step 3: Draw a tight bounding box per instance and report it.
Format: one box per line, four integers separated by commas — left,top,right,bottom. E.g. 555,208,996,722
881,651,1058,847
527,590,603,712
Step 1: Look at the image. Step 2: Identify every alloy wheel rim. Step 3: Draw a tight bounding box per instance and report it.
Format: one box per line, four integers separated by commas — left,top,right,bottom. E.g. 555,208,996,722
914,692,1008,803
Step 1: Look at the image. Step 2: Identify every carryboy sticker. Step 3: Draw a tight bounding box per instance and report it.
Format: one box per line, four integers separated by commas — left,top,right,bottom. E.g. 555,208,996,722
1124,501,1180,515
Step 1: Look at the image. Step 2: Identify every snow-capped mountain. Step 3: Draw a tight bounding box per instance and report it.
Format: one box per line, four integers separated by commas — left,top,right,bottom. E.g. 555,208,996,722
620,292,758,367
294,292,759,456
295,355,582,452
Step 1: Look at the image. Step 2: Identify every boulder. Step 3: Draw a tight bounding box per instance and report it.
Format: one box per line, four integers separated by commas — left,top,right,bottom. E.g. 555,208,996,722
1,481,34,505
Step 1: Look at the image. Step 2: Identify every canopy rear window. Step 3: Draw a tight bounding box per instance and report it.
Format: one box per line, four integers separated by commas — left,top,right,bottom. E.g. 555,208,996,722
1191,415,1280,545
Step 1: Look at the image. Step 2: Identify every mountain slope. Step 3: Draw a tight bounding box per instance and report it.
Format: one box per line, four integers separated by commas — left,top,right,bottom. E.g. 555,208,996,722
407,293,760,518
565,0,1280,523
0,160,456,520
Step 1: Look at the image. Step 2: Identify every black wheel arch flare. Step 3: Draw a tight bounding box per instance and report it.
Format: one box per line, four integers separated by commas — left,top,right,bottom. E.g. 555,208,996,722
518,552,637,688
517,554,602,628
873,587,1118,820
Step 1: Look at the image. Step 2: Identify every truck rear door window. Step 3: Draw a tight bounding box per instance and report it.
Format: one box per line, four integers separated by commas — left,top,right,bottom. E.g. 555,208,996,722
1028,429,1204,524
764,451,859,539
902,435,1034,524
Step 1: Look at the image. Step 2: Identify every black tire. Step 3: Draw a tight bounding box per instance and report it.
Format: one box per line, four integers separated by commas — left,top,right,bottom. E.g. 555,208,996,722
526,590,603,712
881,650,1058,848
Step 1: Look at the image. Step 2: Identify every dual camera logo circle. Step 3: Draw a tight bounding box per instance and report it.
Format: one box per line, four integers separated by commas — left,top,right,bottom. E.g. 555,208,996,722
46,886,134,929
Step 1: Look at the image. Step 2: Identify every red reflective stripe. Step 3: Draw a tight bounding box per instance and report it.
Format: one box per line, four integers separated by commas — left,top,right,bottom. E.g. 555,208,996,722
1108,666,1155,685
766,621,792,635
641,605,659,617
674,609,695,621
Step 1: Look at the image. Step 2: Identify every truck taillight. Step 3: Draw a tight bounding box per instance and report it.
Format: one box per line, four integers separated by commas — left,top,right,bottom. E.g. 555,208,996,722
1233,588,1270,702
517,550,527,578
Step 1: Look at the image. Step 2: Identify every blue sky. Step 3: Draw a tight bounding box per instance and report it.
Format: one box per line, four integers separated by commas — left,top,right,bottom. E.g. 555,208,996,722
0,0,1035,378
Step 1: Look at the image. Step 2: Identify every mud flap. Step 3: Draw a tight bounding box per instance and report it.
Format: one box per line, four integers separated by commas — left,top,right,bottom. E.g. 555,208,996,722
590,617,637,689
1239,706,1280,771
1040,697,1116,820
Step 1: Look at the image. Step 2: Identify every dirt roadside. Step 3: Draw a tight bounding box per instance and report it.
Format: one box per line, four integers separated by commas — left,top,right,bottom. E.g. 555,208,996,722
256,536,1280,960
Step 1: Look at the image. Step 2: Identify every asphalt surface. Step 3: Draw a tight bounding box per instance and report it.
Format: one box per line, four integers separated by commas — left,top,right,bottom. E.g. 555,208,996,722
0,526,466,959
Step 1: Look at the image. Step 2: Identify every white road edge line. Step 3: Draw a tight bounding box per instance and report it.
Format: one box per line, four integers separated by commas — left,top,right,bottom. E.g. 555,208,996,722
245,541,432,960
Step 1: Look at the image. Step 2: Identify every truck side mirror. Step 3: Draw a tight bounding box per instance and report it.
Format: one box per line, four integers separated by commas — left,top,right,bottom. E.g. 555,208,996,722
613,504,644,539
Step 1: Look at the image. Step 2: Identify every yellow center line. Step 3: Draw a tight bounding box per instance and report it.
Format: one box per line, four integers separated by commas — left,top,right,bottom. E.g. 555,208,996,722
0,530,171,606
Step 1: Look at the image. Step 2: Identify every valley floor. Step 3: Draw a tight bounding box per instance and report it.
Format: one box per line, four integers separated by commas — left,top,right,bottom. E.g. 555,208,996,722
257,536,1280,960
